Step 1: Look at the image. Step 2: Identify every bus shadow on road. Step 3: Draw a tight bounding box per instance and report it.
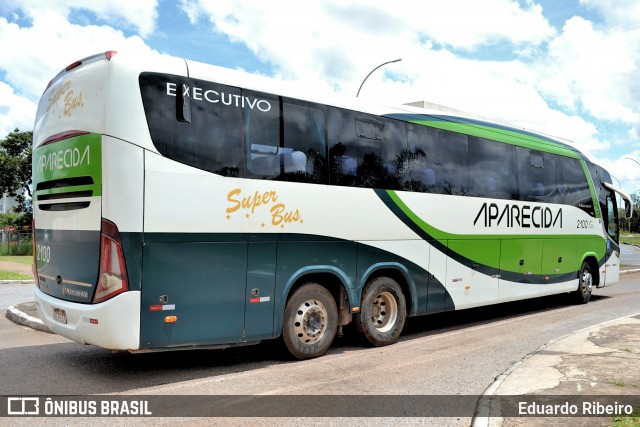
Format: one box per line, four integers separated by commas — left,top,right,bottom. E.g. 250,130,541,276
0,293,611,396
0,336,303,395
329,292,611,351
397,293,609,341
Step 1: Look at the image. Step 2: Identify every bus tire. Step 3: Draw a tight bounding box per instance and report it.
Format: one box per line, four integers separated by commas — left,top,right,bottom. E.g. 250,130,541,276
574,261,593,304
355,276,406,347
282,283,338,360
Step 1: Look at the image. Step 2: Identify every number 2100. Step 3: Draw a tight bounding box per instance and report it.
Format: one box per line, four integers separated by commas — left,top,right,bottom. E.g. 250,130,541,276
36,244,51,263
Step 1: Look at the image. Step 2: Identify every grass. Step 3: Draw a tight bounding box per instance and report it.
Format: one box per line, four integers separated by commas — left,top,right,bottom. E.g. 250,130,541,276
620,233,640,246
0,255,33,265
611,408,640,426
609,379,638,389
0,255,33,281
0,270,33,280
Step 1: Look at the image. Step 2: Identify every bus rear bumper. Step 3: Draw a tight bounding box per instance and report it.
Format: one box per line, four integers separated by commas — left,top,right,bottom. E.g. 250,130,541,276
34,286,140,350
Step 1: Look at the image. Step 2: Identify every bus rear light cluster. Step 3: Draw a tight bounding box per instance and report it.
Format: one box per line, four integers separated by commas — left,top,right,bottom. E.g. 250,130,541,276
93,219,129,304
32,220,40,288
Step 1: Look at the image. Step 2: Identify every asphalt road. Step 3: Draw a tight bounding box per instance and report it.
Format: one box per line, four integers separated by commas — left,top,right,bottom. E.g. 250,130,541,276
1,269,640,426
621,242,640,267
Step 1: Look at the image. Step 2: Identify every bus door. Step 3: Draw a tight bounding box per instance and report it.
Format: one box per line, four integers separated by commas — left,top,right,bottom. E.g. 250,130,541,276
601,182,632,286
244,242,277,340
603,192,620,286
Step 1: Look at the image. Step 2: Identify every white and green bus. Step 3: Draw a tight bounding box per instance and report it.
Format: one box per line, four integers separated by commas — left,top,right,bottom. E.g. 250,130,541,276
32,51,632,359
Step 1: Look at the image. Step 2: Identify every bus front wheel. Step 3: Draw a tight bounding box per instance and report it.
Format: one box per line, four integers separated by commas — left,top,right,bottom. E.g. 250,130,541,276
282,283,338,360
355,276,407,347
574,261,593,304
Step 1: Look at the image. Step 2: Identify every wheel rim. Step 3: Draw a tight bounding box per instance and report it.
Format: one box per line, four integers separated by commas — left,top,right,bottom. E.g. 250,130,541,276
581,268,593,295
369,291,398,333
293,299,328,344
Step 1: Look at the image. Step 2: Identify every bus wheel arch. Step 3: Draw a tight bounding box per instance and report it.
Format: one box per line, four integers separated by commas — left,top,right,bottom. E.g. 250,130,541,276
284,271,352,326
355,272,408,347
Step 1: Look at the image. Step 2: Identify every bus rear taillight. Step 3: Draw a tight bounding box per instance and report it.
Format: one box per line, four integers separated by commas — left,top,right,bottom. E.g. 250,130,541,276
39,130,89,148
93,219,129,304
32,221,39,287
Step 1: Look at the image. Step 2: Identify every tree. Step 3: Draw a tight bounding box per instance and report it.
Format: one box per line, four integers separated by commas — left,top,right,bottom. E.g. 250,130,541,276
0,129,33,224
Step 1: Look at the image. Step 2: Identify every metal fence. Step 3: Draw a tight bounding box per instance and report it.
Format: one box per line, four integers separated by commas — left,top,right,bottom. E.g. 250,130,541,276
0,227,33,256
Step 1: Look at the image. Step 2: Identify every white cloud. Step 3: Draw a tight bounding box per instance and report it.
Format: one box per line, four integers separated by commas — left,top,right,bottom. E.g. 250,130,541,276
0,81,37,137
179,0,556,88
175,0,567,152
535,17,640,124
597,154,640,197
0,14,160,100
580,0,640,30
2,0,159,37
0,11,161,136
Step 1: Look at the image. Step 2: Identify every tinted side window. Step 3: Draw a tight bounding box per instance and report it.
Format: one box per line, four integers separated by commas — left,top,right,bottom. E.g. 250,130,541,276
406,125,469,195
516,148,557,203
283,101,327,183
328,109,403,189
586,161,609,219
468,137,518,199
403,125,436,192
556,156,593,215
245,96,327,183
140,73,243,176
606,195,618,241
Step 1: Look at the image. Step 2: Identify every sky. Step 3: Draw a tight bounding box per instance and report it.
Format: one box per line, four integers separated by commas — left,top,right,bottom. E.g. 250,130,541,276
1,0,639,195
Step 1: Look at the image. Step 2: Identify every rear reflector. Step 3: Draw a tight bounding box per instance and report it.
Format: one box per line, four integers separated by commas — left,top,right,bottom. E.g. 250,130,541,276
65,60,82,71
93,219,129,304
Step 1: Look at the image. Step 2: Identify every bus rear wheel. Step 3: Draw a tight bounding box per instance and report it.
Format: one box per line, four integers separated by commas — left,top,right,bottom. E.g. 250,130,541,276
282,283,338,360
574,261,593,304
355,277,406,347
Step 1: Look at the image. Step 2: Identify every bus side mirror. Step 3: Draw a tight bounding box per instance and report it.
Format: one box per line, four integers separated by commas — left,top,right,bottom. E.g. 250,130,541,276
626,201,632,219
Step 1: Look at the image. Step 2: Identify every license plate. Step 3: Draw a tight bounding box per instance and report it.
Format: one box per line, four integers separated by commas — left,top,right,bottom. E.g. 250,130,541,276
52,307,67,325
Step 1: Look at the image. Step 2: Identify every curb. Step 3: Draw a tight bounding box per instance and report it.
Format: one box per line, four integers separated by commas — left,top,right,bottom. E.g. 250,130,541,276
471,312,640,427
0,280,35,284
620,268,640,274
5,304,53,334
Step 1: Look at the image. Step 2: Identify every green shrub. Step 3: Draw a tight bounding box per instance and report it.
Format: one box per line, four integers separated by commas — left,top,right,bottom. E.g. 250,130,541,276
0,238,33,256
